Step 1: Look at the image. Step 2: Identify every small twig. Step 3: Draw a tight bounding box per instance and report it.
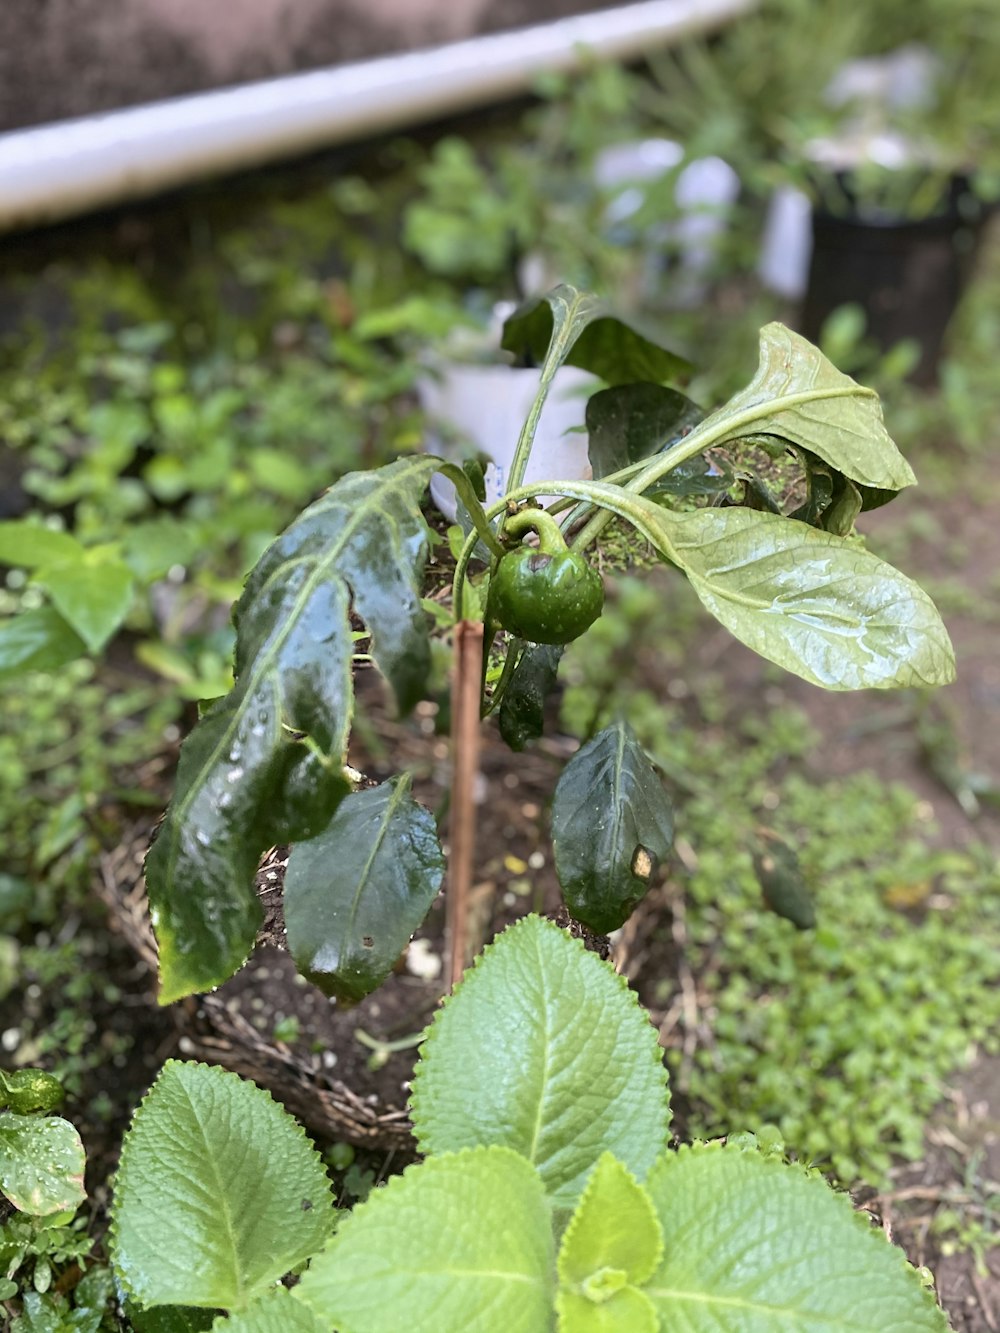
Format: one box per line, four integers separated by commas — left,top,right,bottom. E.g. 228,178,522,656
446,620,485,991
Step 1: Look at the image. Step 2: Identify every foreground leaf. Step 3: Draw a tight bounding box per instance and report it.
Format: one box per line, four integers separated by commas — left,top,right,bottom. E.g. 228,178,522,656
297,1148,554,1333
502,285,690,386
410,915,670,1212
643,1145,950,1331
0,1113,85,1215
693,323,916,491
145,457,437,1003
284,775,445,1003
552,722,674,934
112,1062,332,1310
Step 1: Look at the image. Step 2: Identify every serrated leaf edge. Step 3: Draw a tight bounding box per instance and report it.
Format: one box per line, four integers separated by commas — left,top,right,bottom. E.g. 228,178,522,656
557,1151,664,1289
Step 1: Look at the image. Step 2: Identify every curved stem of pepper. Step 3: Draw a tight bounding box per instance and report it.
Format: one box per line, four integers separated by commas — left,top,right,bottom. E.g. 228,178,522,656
502,506,569,555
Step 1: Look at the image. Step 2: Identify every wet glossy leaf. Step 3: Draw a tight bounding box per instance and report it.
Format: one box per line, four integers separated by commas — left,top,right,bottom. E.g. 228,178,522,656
145,457,437,1003
36,555,134,653
0,606,86,678
297,1148,554,1333
410,916,671,1213
552,722,674,935
284,775,445,1004
0,1113,85,1215
693,323,916,491
654,505,956,690
498,643,563,750
586,383,703,478
502,285,691,386
643,1145,950,1331
112,1062,332,1310
752,828,816,929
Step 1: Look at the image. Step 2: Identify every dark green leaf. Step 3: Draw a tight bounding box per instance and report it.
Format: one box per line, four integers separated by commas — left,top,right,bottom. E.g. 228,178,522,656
498,644,563,751
284,775,445,1004
552,722,674,935
752,829,816,930
131,1307,217,1332
0,607,86,679
501,285,691,386
145,457,438,1004
586,383,704,479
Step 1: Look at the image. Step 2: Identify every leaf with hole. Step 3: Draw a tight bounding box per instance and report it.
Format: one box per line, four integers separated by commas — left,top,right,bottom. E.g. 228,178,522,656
111,1062,332,1311
409,915,670,1213
552,721,674,934
283,775,445,1004
145,457,437,1003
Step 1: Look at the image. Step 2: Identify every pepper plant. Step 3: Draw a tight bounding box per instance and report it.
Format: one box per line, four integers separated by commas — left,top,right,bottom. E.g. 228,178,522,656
144,284,954,1006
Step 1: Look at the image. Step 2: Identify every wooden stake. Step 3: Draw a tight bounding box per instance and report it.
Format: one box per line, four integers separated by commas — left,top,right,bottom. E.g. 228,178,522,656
446,619,484,991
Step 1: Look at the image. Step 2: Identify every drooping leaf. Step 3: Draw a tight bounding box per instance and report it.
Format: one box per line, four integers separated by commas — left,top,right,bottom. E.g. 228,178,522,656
642,1144,950,1331
498,643,563,751
586,383,703,479
653,505,956,690
552,722,674,935
283,775,445,1004
410,915,670,1213
111,1061,333,1311
36,555,134,653
0,1113,85,1215
0,606,87,678
145,457,437,1003
752,828,816,929
296,1148,554,1333
210,1289,327,1332
502,285,691,386
691,323,916,491
0,522,83,569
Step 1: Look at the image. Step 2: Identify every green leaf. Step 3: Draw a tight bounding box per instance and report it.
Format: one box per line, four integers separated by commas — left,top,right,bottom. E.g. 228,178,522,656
643,1144,950,1331
558,1285,658,1333
131,1308,217,1332
36,555,134,653
0,522,83,570
552,722,674,935
557,1155,663,1303
111,1061,333,1311
692,323,916,491
296,1148,555,1333
502,285,691,386
0,1113,85,1215
652,505,956,690
284,775,445,1004
145,457,437,1003
498,644,563,751
752,828,816,929
210,1288,327,1332
410,915,670,1212
586,383,703,478
0,607,87,678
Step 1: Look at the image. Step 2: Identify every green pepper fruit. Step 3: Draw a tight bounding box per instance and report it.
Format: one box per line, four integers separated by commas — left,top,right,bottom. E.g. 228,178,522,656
0,1068,65,1114
489,509,604,646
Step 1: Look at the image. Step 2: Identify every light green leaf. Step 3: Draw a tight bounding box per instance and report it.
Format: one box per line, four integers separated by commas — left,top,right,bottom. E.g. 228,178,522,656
111,1062,333,1311
502,285,691,386
558,1154,663,1292
691,323,916,491
297,1148,555,1333
0,1112,85,1215
0,606,87,678
0,522,83,570
211,1288,327,1332
145,456,437,1003
643,1144,950,1331
653,505,956,690
410,915,670,1212
284,775,445,1004
36,555,134,653
558,1284,658,1333
552,721,674,934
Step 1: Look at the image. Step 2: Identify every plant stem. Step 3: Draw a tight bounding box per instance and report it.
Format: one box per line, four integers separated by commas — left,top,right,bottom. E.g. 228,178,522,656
482,638,524,718
503,365,557,511
446,619,485,991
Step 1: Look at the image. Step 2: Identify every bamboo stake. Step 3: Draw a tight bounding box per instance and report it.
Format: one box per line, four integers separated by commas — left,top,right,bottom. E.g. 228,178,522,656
446,619,485,991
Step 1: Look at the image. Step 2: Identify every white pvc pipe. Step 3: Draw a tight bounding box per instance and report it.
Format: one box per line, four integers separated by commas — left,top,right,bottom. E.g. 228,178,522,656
0,0,754,234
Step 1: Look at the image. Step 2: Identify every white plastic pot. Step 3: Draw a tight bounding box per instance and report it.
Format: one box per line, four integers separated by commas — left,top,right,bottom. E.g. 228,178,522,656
419,362,596,522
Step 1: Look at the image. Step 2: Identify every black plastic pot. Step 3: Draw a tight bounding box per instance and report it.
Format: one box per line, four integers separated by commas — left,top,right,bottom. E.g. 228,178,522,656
800,177,989,386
